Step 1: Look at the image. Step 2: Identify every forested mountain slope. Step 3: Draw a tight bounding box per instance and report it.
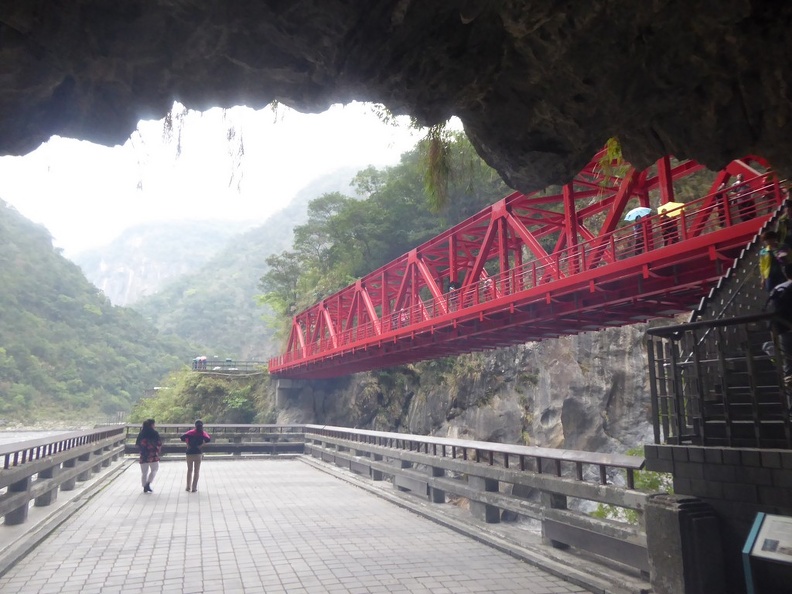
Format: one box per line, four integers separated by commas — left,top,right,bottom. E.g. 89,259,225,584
132,169,360,360
74,220,253,306
0,199,191,423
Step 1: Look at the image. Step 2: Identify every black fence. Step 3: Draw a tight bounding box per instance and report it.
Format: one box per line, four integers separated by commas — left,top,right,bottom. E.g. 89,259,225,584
647,312,792,449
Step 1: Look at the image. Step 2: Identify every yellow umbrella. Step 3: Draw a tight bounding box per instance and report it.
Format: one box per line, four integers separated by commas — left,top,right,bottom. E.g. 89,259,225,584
657,201,685,217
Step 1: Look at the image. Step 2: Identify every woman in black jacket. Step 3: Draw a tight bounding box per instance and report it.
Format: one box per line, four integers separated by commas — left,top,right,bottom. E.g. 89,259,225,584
135,419,162,493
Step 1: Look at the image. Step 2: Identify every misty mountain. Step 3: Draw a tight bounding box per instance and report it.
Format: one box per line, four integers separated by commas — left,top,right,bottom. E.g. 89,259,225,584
131,168,360,360
74,220,254,306
0,199,192,423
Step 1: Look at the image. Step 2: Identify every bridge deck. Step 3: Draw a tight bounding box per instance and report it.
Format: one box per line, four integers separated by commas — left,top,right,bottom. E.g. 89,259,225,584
0,459,591,594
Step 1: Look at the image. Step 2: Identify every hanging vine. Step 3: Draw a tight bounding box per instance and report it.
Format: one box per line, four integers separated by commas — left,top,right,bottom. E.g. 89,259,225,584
421,123,452,212
223,109,246,192
162,103,189,158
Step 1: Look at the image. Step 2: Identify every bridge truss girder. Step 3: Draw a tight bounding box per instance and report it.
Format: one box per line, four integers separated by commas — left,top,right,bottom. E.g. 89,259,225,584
271,150,780,379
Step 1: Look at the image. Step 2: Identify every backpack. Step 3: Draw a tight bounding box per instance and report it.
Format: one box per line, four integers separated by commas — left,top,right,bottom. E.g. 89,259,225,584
769,251,787,289
767,281,792,333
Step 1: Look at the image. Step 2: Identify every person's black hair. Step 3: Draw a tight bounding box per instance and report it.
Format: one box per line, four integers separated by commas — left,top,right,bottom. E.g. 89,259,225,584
763,230,780,241
784,263,792,280
136,419,159,445
195,419,204,428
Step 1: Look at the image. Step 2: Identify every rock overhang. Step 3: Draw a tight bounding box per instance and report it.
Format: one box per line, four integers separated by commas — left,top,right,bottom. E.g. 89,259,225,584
1,1,791,191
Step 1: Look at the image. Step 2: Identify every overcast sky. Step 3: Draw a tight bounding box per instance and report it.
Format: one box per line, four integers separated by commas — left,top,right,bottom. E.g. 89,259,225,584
0,102,423,257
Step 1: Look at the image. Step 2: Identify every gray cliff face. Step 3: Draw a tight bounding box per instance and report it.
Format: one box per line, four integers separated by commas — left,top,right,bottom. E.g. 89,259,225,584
277,324,653,453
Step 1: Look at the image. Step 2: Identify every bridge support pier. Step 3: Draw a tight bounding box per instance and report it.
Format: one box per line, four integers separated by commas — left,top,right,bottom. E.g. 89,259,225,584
5,476,32,525
34,464,61,507
645,494,724,594
469,476,500,523
275,379,305,408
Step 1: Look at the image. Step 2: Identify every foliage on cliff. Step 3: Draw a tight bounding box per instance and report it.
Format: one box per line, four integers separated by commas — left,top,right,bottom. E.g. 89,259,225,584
260,133,509,338
0,200,191,422
129,369,274,425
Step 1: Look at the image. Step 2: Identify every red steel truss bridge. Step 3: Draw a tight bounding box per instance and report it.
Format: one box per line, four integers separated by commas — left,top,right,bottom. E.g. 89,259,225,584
269,151,784,379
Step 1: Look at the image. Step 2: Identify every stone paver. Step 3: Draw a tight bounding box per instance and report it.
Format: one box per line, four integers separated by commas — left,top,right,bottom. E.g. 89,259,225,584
0,460,591,593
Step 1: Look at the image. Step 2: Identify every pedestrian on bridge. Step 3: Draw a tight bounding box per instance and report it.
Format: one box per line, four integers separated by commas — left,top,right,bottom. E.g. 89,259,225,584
776,198,792,247
180,420,211,492
766,263,792,388
135,419,161,493
759,231,790,293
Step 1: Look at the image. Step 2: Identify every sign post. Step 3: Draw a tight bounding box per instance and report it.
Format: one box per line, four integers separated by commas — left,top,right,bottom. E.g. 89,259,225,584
743,513,792,594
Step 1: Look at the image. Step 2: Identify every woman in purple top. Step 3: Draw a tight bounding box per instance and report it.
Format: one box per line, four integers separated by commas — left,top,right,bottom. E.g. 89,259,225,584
135,419,161,493
180,420,211,492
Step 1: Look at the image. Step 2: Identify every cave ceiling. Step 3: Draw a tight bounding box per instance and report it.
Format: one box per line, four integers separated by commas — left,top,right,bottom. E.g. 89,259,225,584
1,1,791,192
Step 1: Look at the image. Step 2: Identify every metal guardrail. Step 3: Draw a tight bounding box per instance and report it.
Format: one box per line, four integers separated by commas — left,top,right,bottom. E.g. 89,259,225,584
191,360,267,373
0,426,126,526
303,424,651,574
0,426,125,470
648,313,792,449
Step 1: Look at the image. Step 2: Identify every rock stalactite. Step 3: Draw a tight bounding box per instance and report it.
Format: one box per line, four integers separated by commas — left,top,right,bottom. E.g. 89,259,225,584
2,2,792,190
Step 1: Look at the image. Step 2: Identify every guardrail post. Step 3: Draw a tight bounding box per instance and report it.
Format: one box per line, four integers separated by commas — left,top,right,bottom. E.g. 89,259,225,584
101,444,112,467
77,453,93,481
61,458,78,490
468,476,500,523
5,476,32,525
645,494,724,594
34,464,61,506
371,454,384,481
395,460,412,491
430,466,445,503
541,492,569,548
92,447,104,473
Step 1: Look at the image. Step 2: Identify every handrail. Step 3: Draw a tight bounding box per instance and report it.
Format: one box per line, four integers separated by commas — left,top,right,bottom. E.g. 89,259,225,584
0,426,125,470
304,425,653,574
305,424,642,468
305,424,644,490
648,313,792,448
647,311,776,337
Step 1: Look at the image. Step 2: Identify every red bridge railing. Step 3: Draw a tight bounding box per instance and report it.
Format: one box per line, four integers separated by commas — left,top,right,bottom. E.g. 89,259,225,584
270,152,784,378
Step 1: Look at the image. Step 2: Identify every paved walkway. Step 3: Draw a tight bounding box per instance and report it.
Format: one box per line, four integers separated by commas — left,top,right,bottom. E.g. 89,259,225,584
0,459,591,594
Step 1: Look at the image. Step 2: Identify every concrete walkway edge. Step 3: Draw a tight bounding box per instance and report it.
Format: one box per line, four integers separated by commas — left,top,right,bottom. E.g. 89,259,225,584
0,459,132,579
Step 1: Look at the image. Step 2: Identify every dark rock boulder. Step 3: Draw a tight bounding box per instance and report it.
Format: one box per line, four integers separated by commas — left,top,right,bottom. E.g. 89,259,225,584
2,2,791,190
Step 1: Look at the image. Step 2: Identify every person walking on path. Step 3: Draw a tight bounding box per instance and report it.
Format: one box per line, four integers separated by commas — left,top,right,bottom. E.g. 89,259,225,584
766,264,792,392
759,231,790,293
135,419,162,493
180,420,211,492
776,198,792,247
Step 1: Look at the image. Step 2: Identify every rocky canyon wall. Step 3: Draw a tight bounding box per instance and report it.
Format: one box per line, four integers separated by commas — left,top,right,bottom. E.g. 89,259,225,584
277,323,654,454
